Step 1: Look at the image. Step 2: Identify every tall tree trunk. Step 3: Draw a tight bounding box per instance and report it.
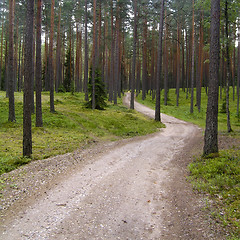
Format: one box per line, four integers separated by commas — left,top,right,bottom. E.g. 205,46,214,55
75,26,80,92
203,0,220,155
130,0,137,109
109,0,114,102
142,11,147,100
190,0,195,114
196,9,204,112
0,23,3,90
55,6,62,93
84,0,88,101
164,14,168,105
92,0,97,109
225,0,232,133
8,0,16,122
35,0,43,127
114,3,120,105
23,0,34,157
237,21,240,117
176,23,181,107
49,0,55,112
155,0,164,122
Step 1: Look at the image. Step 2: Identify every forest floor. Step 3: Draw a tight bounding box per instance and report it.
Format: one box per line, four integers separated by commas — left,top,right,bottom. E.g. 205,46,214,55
0,93,228,239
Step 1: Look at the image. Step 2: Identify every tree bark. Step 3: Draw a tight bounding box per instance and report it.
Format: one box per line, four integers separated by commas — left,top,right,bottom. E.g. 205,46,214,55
155,0,164,122
23,0,34,157
203,0,220,155
35,0,43,127
84,0,89,101
0,23,3,90
49,0,55,112
91,0,97,109
130,0,137,109
190,0,195,114
8,0,16,122
237,21,240,117
225,0,233,133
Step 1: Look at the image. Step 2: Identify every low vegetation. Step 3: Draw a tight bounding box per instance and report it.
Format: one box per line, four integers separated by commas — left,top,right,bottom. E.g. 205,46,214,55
136,88,240,238
0,91,163,175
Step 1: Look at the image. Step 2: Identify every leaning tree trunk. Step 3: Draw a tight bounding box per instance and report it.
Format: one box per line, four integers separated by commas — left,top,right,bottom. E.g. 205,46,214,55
23,0,34,157
8,0,15,122
155,0,164,122
203,0,220,156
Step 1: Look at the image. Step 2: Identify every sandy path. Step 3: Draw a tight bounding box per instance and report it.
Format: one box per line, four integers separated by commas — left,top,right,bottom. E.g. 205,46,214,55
0,94,223,239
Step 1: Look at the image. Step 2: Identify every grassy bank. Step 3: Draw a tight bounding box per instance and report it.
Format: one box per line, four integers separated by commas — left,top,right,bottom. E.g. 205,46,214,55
136,89,240,238
136,88,240,134
0,91,163,175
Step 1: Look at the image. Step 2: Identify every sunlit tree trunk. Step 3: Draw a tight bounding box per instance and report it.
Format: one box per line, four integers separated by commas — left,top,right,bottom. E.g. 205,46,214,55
237,21,240,117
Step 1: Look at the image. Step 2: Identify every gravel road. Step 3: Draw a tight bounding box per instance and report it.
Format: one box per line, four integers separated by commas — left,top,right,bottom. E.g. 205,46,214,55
0,94,225,239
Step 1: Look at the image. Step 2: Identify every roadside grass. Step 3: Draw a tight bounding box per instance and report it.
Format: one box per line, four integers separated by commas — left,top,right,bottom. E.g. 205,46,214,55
0,91,164,175
136,88,240,238
188,151,240,238
136,88,240,133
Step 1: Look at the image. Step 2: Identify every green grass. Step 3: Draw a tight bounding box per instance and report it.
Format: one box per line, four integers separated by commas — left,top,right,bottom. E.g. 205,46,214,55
0,91,164,175
136,88,240,134
136,88,240,238
188,150,240,238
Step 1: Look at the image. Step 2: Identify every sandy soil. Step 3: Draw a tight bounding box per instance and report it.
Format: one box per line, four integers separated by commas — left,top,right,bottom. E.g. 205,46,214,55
0,94,226,239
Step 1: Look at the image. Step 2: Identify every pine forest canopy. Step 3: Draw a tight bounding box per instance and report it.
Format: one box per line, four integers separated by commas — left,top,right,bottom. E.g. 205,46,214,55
0,0,239,156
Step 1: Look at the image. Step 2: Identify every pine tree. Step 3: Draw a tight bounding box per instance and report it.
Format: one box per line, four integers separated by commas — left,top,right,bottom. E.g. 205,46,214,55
85,68,107,110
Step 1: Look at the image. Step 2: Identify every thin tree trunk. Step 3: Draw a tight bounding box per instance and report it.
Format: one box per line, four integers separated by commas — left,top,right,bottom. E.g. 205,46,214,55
0,23,3,90
23,0,34,157
237,21,240,117
55,6,62,93
49,0,55,112
142,11,147,101
109,0,114,102
225,0,233,133
84,0,89,101
190,0,195,114
92,0,97,109
130,0,137,109
203,0,220,155
35,0,43,127
155,0,164,122
8,0,16,122
176,23,180,107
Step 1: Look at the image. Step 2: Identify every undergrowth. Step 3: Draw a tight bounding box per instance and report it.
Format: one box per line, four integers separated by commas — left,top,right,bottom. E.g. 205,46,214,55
188,150,240,238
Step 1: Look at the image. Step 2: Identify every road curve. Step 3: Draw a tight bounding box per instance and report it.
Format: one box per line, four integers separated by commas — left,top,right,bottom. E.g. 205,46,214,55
1,94,202,240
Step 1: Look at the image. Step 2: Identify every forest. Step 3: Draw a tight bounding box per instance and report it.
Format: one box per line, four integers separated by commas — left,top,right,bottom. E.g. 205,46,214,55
0,0,240,237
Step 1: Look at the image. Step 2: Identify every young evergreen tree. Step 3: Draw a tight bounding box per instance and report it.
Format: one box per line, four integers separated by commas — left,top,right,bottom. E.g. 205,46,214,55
85,67,107,110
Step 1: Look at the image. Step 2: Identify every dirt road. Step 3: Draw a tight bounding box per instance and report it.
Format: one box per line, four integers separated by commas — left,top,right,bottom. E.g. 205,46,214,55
0,94,224,239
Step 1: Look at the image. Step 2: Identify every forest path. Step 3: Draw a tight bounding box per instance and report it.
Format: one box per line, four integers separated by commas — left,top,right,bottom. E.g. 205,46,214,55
0,94,223,240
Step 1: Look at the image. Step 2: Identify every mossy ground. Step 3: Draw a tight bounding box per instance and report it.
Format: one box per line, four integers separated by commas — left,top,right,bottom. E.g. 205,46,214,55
0,91,163,175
